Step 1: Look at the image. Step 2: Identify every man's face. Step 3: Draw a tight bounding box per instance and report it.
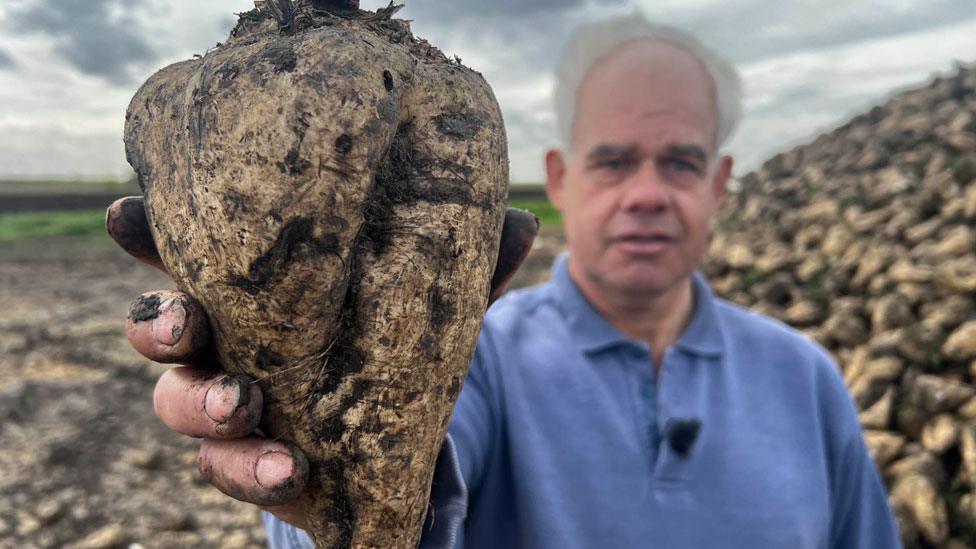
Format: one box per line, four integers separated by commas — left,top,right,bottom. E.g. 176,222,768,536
546,40,732,302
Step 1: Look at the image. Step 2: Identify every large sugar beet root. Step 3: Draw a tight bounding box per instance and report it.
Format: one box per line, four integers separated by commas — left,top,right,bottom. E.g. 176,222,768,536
123,2,507,547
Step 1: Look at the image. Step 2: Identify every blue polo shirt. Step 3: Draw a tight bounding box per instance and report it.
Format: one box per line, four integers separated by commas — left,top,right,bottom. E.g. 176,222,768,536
265,255,901,548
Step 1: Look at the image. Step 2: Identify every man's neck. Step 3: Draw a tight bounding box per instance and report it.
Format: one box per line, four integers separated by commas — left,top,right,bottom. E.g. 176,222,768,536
571,267,696,369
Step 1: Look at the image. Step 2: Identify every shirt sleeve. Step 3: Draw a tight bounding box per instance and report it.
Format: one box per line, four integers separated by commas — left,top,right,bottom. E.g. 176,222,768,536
262,511,313,549
447,328,502,497
829,437,902,548
815,350,902,548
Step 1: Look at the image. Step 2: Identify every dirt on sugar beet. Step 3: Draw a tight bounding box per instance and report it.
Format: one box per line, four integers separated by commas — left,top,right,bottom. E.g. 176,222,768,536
0,228,564,548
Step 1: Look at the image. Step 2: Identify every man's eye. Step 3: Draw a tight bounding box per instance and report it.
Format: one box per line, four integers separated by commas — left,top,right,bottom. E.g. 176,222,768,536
598,158,632,170
667,158,701,174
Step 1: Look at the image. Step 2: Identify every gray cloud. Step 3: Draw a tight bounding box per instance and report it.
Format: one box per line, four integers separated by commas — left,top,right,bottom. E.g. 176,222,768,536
0,49,15,70
6,0,161,85
1,0,972,183
397,0,629,55
399,0,976,73
397,0,626,22
0,124,132,180
671,0,976,63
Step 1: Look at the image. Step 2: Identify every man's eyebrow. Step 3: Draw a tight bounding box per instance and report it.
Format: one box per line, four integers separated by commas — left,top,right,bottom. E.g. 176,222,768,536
668,144,708,164
586,144,638,162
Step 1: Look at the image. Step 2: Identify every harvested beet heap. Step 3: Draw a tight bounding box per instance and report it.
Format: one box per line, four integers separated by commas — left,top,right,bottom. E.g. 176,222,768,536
123,1,508,547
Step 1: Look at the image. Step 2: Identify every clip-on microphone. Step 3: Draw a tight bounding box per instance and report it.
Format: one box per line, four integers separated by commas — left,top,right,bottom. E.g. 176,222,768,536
664,418,702,458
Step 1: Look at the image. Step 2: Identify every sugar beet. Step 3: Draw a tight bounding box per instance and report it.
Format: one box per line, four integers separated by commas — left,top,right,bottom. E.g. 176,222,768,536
123,2,508,547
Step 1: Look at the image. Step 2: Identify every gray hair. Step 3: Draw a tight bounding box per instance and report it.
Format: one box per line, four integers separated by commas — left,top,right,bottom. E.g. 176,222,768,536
554,13,743,152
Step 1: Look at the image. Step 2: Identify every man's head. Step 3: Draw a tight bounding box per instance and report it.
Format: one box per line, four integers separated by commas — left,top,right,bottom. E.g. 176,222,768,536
546,14,742,305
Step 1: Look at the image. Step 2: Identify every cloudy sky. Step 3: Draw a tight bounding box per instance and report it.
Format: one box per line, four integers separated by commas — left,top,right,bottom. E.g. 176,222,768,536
0,0,974,183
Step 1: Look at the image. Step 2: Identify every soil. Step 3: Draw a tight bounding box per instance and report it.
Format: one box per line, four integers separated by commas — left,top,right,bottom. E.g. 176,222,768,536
0,228,564,548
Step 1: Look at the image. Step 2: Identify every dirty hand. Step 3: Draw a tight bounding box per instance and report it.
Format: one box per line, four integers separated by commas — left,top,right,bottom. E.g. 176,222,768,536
106,196,538,529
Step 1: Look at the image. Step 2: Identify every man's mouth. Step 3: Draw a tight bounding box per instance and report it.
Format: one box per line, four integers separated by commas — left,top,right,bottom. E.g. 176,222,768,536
610,233,676,255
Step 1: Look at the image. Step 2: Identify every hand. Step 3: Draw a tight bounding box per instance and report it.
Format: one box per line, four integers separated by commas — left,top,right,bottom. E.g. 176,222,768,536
107,196,538,529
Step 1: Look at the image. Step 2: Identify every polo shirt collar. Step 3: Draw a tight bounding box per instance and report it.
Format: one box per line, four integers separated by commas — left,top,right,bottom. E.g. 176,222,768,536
552,254,725,357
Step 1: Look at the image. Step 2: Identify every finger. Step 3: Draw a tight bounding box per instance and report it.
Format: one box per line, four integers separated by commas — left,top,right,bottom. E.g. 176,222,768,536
127,290,211,363
490,208,540,303
154,367,262,438
106,196,167,272
200,438,309,507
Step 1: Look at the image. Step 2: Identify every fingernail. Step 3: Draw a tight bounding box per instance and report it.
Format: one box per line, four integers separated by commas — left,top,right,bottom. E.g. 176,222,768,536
255,451,294,489
204,376,242,423
152,299,187,346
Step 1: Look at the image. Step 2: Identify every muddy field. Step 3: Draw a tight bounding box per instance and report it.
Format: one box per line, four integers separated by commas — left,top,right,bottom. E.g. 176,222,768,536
0,230,564,548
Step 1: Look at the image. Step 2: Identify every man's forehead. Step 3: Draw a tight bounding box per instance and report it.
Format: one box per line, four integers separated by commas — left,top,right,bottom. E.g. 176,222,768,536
574,104,717,156
583,39,712,91
612,39,703,70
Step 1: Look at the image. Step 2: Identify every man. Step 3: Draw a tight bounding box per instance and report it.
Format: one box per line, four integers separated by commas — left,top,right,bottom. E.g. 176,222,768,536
110,13,901,549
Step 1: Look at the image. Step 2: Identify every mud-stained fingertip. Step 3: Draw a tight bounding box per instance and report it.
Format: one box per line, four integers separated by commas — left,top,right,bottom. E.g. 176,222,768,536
255,443,310,505
199,439,309,507
126,290,212,363
106,196,166,272
209,375,264,438
154,368,260,439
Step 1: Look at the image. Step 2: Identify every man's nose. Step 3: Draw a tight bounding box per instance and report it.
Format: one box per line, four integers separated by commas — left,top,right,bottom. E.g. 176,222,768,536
620,160,670,213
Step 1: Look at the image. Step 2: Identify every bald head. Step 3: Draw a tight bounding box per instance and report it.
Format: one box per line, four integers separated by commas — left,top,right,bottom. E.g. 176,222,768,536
553,14,742,152
573,39,719,154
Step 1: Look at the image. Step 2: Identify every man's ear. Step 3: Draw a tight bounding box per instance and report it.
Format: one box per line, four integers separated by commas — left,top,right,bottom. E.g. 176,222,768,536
545,149,567,210
712,155,733,207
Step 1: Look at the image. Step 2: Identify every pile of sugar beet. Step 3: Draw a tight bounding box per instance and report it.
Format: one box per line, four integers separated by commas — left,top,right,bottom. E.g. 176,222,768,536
702,62,976,548
123,1,512,547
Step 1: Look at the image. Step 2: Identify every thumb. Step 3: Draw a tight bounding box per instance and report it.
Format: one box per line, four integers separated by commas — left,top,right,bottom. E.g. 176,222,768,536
106,196,167,273
490,208,539,303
